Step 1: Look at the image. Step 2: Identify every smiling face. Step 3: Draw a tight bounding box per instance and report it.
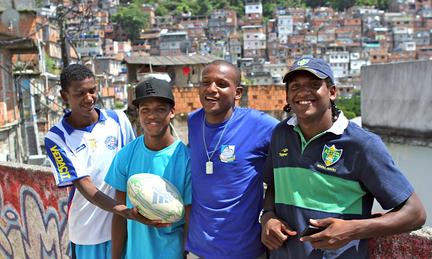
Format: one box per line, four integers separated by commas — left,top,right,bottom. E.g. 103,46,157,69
286,71,336,125
61,77,98,128
199,63,242,124
138,97,175,140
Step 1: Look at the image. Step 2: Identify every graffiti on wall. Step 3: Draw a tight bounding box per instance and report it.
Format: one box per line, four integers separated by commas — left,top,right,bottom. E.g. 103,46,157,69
0,166,69,259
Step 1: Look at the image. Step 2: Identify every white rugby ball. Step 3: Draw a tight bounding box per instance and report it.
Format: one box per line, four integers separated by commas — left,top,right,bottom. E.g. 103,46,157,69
127,173,184,223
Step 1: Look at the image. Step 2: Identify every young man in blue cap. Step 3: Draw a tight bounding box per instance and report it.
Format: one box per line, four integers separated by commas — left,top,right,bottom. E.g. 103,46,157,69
105,77,192,259
260,57,426,258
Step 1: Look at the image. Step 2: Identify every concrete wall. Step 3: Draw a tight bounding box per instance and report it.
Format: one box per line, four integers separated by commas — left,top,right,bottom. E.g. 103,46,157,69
361,60,432,136
0,162,69,259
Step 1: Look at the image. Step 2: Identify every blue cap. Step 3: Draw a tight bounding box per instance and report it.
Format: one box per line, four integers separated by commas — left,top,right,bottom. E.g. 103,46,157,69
283,57,335,85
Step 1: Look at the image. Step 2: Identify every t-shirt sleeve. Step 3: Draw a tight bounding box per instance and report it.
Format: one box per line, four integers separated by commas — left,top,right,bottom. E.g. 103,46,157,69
105,149,128,192
182,149,192,205
45,136,84,187
117,110,136,145
254,111,279,156
359,134,414,210
263,146,275,186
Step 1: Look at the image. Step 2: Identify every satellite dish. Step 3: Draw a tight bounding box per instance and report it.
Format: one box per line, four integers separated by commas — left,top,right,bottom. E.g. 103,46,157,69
0,8,19,33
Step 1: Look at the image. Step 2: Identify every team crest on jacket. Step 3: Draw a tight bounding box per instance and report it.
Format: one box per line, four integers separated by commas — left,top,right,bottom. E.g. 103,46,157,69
220,145,235,163
104,136,118,150
322,144,343,167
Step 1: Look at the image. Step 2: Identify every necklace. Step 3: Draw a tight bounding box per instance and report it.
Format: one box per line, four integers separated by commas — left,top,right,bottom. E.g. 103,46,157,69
202,109,235,174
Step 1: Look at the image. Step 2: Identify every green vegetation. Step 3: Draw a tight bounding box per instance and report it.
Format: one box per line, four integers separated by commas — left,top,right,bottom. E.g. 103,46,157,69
114,100,126,110
112,0,149,41
134,0,390,20
336,89,361,119
44,53,61,74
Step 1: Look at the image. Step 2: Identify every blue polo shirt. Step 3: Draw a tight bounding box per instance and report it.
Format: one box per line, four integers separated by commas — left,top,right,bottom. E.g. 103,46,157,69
187,107,278,259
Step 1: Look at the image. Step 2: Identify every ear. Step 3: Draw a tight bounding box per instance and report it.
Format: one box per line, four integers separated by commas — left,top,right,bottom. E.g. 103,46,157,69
329,85,337,101
60,89,68,104
235,86,243,100
169,106,176,119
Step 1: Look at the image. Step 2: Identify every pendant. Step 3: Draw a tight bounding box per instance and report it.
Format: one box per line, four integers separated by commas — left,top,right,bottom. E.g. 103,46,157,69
206,161,213,175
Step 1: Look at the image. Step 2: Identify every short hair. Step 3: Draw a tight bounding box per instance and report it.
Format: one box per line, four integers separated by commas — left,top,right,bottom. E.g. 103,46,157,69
60,64,95,90
205,60,241,87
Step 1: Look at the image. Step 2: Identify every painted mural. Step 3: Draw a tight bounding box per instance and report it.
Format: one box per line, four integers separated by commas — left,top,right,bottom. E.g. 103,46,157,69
0,164,69,259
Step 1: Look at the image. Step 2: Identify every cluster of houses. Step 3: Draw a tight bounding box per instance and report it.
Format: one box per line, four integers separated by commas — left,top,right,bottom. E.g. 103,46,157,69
1,0,432,163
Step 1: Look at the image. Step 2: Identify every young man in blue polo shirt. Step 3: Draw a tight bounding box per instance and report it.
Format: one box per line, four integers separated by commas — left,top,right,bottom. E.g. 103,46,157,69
186,60,278,258
261,57,426,258
45,64,140,259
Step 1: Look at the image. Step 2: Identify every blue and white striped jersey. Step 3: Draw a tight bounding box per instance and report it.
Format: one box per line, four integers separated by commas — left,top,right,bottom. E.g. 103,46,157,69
45,108,135,245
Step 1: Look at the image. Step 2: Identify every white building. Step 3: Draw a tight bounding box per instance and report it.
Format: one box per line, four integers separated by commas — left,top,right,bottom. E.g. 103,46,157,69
245,0,263,25
349,52,370,76
277,14,293,44
242,25,266,58
327,51,350,78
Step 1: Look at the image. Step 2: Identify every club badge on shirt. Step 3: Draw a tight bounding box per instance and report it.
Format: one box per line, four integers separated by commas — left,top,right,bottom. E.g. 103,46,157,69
104,136,118,150
220,145,236,163
322,144,343,167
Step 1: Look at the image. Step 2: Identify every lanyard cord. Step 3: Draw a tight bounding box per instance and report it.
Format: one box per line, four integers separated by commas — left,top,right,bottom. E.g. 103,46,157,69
202,109,235,162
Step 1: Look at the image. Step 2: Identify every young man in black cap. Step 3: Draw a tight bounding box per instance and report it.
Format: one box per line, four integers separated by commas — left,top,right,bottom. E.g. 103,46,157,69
105,77,192,259
261,57,426,258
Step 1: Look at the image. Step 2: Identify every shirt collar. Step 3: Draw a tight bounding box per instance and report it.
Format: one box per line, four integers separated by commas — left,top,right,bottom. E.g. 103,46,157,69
61,108,106,134
286,111,349,136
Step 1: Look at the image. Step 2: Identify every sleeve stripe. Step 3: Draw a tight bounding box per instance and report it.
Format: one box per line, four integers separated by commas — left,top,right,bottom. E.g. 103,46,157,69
106,110,125,147
45,138,78,185
49,126,66,143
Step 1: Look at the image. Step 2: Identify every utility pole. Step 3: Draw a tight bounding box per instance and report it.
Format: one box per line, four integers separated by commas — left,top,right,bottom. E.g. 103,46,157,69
57,3,70,67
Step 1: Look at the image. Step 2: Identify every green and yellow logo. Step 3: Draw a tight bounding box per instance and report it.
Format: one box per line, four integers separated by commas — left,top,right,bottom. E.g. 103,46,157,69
278,148,289,157
322,144,343,167
297,58,310,66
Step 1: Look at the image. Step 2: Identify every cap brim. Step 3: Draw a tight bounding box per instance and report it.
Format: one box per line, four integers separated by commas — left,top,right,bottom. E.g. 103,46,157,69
132,96,175,107
283,67,328,83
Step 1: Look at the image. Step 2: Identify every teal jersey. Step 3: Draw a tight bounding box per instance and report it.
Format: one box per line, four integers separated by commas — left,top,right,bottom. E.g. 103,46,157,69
105,137,192,259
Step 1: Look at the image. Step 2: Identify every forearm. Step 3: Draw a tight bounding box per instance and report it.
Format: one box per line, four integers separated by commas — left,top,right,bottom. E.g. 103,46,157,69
183,205,191,251
74,177,119,213
261,183,276,223
111,213,127,259
349,193,426,240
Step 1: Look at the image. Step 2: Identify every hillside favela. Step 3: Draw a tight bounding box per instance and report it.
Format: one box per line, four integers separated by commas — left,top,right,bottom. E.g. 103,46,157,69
0,0,432,258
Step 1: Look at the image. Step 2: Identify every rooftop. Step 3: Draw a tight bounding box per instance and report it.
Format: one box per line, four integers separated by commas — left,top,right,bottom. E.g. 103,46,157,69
124,54,220,66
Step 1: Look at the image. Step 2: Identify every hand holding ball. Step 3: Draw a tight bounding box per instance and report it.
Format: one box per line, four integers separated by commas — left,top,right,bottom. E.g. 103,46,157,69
127,173,184,224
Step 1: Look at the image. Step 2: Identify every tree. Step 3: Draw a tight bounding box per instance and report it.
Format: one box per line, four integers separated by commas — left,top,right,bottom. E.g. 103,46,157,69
112,1,149,41
356,0,390,9
336,89,361,119
304,0,328,8
329,0,356,10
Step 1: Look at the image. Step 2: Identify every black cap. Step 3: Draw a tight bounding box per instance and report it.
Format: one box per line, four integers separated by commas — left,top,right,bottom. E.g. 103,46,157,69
132,78,175,107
